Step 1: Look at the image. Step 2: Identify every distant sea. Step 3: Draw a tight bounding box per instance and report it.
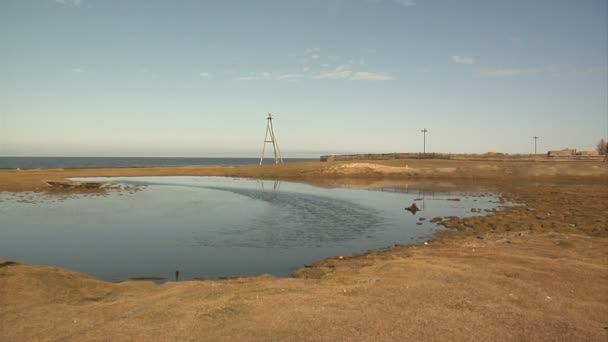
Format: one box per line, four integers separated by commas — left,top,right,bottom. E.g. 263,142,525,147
0,157,317,170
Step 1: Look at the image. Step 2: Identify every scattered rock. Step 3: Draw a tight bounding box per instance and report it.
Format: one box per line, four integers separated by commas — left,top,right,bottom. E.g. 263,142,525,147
405,203,420,214
416,222,423,225
430,217,443,223
418,217,427,221
45,181,107,189
128,276,167,281
476,235,484,240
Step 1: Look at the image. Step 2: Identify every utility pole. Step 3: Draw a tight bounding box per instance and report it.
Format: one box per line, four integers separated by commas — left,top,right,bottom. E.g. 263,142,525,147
421,128,428,154
533,136,539,156
259,113,283,165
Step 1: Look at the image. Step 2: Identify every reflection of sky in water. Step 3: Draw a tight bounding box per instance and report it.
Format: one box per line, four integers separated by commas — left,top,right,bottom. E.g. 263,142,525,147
0,177,504,282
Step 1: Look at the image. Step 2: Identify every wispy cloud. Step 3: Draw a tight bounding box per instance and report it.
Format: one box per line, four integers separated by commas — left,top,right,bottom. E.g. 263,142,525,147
235,71,306,81
236,72,304,81
366,0,415,8
277,73,305,80
236,47,392,82
236,66,393,82
71,67,85,73
236,72,271,81
479,64,608,78
303,48,322,63
452,55,475,65
199,72,212,78
393,0,415,7
314,66,393,81
571,65,608,76
350,71,393,81
55,0,83,6
479,67,539,77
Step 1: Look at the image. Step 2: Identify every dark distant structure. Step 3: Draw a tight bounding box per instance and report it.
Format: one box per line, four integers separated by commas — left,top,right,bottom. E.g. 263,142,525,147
421,128,428,154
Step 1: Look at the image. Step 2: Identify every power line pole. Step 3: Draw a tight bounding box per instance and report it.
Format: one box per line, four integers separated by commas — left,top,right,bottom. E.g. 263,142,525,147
259,113,283,166
421,128,428,154
533,136,539,155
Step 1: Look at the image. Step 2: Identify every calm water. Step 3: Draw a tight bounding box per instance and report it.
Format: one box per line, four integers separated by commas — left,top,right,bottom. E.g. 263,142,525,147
0,177,503,282
0,157,316,169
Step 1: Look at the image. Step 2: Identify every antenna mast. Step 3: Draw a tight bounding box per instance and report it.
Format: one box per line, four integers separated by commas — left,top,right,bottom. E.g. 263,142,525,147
259,113,283,165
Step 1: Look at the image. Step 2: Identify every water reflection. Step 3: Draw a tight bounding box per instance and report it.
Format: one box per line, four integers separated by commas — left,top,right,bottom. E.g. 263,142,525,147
0,177,505,281
258,179,282,192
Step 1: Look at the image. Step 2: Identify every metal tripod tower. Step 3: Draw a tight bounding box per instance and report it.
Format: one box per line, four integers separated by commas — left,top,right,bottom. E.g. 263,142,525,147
259,113,283,165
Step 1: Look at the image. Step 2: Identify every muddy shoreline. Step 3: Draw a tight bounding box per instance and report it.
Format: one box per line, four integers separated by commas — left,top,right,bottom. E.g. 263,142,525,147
1,160,607,341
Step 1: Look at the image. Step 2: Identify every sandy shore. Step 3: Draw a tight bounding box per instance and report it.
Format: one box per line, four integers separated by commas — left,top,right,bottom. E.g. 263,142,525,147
1,160,607,341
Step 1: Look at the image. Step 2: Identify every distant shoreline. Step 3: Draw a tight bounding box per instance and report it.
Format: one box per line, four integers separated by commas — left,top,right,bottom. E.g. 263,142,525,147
0,156,317,170
0,159,605,193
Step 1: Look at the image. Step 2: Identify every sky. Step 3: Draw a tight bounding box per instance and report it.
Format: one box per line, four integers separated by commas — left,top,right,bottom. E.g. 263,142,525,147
1,0,607,157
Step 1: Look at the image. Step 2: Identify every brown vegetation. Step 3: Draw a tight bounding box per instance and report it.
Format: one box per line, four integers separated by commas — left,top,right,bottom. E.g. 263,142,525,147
1,159,606,193
1,160,607,341
598,138,607,155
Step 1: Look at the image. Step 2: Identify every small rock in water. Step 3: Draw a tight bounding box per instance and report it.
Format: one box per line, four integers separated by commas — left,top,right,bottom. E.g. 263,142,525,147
418,217,427,221
405,203,420,214
416,222,423,225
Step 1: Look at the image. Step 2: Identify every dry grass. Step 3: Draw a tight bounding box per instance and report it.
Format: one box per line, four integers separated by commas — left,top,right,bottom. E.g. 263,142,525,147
1,160,607,341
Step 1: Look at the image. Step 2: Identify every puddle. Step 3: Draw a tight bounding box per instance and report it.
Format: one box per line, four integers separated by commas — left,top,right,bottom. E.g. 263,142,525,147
0,177,507,282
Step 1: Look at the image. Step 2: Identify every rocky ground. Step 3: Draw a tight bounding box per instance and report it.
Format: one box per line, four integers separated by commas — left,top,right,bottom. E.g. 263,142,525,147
1,160,607,341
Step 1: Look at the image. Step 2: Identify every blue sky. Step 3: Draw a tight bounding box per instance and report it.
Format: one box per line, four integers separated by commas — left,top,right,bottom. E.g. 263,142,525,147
1,0,606,157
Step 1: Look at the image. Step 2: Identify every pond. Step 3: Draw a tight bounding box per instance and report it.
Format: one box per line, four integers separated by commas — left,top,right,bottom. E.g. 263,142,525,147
0,177,504,282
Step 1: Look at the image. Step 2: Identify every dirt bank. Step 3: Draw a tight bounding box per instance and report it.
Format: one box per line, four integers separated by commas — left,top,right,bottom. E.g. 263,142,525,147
1,161,607,341
1,159,606,193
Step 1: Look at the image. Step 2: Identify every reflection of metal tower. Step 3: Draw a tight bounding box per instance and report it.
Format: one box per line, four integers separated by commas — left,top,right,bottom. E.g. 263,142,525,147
259,179,282,191
259,113,283,165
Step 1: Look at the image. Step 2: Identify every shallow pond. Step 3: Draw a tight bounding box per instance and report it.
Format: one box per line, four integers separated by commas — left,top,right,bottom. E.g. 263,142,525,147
0,177,504,282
